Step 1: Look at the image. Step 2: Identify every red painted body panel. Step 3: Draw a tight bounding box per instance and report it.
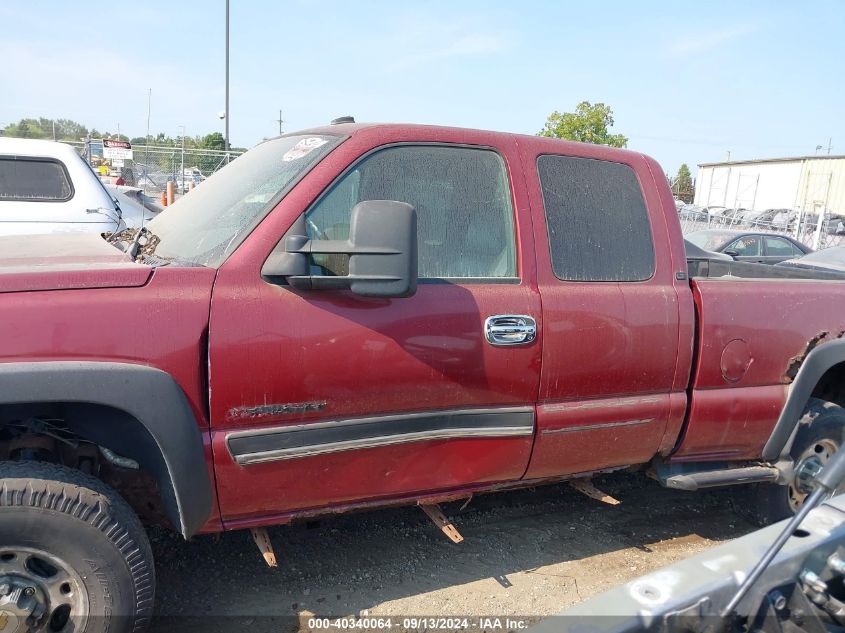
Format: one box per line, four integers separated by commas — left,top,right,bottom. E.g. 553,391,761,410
673,278,845,460
514,137,694,479
528,395,671,478
0,267,224,529
212,434,533,521
0,233,151,293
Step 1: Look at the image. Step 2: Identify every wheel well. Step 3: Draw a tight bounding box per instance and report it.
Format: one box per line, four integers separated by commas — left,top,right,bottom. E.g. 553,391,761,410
811,361,845,410
0,402,176,530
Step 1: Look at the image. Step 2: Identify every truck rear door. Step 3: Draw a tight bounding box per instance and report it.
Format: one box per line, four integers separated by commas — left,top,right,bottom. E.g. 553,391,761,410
208,128,543,524
517,140,694,478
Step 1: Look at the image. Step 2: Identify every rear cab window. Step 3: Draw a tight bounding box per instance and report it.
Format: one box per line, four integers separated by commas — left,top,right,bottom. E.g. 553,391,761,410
0,157,73,202
536,155,655,281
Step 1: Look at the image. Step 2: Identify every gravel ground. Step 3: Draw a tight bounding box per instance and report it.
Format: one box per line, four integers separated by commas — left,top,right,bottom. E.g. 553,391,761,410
149,474,755,631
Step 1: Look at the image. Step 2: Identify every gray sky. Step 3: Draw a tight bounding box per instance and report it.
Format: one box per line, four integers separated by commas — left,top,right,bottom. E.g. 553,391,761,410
2,0,843,175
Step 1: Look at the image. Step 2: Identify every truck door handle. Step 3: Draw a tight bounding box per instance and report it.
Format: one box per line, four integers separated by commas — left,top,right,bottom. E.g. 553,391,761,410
484,315,537,346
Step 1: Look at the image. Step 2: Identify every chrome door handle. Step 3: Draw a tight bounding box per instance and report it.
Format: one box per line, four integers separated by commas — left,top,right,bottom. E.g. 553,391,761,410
484,315,537,346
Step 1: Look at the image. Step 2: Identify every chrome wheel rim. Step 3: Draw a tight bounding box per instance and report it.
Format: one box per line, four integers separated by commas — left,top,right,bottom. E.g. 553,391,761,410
788,438,839,512
0,546,88,632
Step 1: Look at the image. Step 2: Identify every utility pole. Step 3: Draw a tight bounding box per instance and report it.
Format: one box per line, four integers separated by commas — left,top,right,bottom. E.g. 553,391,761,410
224,0,230,160
828,138,833,155
276,109,285,135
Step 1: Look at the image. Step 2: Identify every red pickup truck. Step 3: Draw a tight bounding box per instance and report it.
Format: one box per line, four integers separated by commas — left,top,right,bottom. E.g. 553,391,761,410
2,122,845,631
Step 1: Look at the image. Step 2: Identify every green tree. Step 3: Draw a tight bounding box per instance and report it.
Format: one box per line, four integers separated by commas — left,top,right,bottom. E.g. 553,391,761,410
54,118,89,140
3,117,91,141
672,163,694,196
201,132,225,150
538,101,628,147
4,119,46,139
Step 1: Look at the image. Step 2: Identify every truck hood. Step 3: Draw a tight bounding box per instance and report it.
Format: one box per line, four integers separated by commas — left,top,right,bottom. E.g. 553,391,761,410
0,233,152,293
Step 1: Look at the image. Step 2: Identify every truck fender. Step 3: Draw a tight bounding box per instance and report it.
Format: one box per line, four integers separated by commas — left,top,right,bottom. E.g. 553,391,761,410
762,338,845,461
0,361,212,538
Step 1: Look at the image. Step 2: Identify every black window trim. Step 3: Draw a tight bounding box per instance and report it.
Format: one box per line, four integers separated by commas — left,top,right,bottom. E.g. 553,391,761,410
535,153,657,284
299,141,522,284
0,155,75,203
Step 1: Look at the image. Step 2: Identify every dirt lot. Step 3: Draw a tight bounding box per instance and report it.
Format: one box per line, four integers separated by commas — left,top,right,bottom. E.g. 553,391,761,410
149,474,755,631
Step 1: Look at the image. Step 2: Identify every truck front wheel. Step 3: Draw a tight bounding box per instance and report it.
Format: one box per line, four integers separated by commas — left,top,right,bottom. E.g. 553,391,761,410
738,399,845,526
0,461,154,632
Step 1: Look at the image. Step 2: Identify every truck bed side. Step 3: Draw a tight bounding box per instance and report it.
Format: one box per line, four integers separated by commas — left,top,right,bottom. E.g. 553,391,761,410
673,276,845,461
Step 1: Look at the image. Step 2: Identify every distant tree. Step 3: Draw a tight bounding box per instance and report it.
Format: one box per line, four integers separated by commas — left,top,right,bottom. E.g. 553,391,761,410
538,101,628,148
4,119,46,139
3,117,92,141
201,132,226,151
672,163,694,196
54,118,89,140
4,117,235,159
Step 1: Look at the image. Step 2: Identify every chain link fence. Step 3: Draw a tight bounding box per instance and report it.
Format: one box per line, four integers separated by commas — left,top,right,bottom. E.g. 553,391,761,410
68,140,245,194
678,208,845,251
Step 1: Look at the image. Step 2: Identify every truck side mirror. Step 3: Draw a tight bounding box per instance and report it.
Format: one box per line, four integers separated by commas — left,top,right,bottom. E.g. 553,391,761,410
262,200,418,298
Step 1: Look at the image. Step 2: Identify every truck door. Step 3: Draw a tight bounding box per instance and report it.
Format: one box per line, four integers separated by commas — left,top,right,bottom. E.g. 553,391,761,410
518,142,689,478
208,131,542,524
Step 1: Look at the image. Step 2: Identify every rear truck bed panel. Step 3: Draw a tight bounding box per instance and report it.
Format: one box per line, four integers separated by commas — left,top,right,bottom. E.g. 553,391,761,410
672,276,845,461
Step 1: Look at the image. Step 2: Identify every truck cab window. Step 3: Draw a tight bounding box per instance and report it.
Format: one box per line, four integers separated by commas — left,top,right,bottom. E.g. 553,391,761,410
304,145,517,280
537,155,655,282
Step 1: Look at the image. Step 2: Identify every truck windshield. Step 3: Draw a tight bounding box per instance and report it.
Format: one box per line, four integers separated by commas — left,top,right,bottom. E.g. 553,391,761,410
145,134,342,266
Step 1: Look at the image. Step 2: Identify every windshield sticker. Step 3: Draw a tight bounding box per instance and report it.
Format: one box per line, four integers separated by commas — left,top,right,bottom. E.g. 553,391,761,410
282,137,329,162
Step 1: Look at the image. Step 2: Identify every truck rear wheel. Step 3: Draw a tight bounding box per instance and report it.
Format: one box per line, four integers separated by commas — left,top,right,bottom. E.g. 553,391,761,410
737,399,845,526
0,461,154,632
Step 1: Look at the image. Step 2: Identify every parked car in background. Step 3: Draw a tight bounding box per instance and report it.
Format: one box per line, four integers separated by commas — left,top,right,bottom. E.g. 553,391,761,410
678,203,707,222
0,138,126,236
174,167,206,193
686,229,811,264
703,205,728,223
683,239,732,261
750,208,794,229
775,246,845,274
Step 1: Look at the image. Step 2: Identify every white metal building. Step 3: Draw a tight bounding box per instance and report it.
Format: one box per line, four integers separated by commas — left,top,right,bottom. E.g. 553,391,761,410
694,155,845,216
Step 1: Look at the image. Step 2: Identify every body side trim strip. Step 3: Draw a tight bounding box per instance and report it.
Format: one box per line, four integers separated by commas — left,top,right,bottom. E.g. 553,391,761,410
227,407,534,465
540,418,655,435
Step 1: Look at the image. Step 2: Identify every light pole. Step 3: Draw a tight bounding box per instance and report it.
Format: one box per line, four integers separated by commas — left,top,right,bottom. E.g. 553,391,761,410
224,0,230,160
178,125,186,192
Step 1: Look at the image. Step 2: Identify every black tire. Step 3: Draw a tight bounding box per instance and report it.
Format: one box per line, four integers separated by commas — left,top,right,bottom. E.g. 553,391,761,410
0,460,155,632
735,398,845,526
